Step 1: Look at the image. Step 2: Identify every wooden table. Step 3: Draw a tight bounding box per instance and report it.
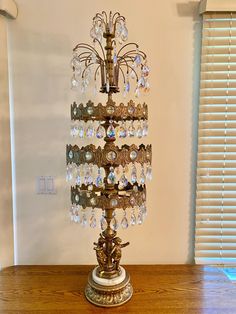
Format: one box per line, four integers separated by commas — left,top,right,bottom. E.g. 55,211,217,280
0,265,236,313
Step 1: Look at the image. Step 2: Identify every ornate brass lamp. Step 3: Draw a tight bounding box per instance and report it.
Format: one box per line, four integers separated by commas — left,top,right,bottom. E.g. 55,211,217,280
66,11,152,307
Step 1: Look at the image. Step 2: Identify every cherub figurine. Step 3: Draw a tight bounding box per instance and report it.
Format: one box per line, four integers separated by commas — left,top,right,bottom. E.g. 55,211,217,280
110,237,129,271
94,234,107,271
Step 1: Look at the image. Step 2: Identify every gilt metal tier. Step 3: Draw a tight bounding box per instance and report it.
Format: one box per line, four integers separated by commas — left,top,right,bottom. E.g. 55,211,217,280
71,184,146,209
66,143,152,167
71,99,148,121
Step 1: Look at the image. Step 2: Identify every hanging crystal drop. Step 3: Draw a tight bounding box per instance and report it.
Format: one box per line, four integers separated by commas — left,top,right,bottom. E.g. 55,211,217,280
123,84,127,98
146,163,152,181
130,208,137,226
118,169,128,189
131,163,137,184
71,73,79,90
77,122,84,138
96,122,105,139
84,164,93,186
107,120,116,138
130,69,136,79
141,203,147,217
137,209,144,225
66,165,73,182
75,166,81,186
140,166,146,185
90,209,97,228
100,211,107,230
144,80,150,93
121,210,129,229
81,212,87,227
95,168,104,188
111,211,119,230
107,167,116,185
134,49,142,67
128,121,135,137
113,47,117,65
135,86,140,98
86,123,95,138
142,120,148,137
70,122,76,137
118,121,127,138
136,121,143,138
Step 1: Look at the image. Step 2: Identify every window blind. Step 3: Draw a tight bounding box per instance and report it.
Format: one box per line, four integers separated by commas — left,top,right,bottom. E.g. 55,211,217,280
195,12,236,265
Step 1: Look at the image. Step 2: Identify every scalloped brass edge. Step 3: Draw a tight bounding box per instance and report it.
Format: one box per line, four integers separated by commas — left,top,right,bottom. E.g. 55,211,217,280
66,143,152,167
71,99,148,121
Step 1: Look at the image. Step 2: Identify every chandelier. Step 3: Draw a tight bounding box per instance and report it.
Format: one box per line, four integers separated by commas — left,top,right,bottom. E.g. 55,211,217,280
66,11,152,307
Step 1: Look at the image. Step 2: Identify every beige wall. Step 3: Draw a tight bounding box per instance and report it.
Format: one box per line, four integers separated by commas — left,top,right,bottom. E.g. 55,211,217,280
8,0,201,264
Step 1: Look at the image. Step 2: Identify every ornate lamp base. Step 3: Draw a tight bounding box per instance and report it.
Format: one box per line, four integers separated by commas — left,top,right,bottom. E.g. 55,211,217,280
85,267,133,307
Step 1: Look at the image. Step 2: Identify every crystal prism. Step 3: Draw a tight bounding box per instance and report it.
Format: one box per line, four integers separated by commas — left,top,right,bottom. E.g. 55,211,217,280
118,172,128,189
131,164,137,184
136,123,143,138
137,210,144,225
111,216,119,231
107,122,115,138
118,122,127,138
66,165,73,182
140,166,146,185
95,168,104,188
100,214,107,230
96,124,105,139
81,213,87,227
128,121,135,137
86,124,95,138
78,125,84,138
107,167,116,185
90,215,97,228
130,210,137,226
121,212,129,229
146,164,152,181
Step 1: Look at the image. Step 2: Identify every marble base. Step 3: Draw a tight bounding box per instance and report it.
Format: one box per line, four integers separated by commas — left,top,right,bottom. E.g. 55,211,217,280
85,269,133,307
92,266,126,286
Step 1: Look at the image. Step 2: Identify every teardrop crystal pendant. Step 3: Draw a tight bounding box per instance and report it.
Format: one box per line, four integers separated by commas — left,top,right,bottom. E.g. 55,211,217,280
142,120,148,137
84,165,93,186
130,208,137,226
140,165,146,185
90,209,96,228
136,121,143,138
75,166,81,186
78,123,84,138
121,210,129,229
131,163,137,184
146,163,152,181
118,121,127,138
96,122,105,139
137,209,144,225
66,165,73,182
107,120,115,138
81,212,87,227
86,123,95,138
118,169,128,190
107,167,116,185
95,168,104,188
71,73,79,90
111,211,119,231
135,86,140,98
100,211,107,230
128,121,135,137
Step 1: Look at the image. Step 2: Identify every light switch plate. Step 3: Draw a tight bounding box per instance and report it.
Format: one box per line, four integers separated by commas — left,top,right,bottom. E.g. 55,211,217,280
36,176,56,194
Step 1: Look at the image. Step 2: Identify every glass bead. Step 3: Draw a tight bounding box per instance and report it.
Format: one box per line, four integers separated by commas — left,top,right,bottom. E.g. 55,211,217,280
121,211,129,229
130,150,137,161
106,150,117,161
85,151,93,161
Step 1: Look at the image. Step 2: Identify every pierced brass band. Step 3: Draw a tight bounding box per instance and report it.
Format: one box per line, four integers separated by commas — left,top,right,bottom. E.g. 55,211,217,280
71,184,146,209
66,143,152,167
71,99,148,121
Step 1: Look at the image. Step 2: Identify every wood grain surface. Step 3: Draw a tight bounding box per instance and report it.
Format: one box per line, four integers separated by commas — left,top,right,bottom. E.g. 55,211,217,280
0,265,236,313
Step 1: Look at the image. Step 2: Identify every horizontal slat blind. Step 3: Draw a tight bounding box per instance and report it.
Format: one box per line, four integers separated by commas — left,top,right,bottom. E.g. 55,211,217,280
195,12,236,265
